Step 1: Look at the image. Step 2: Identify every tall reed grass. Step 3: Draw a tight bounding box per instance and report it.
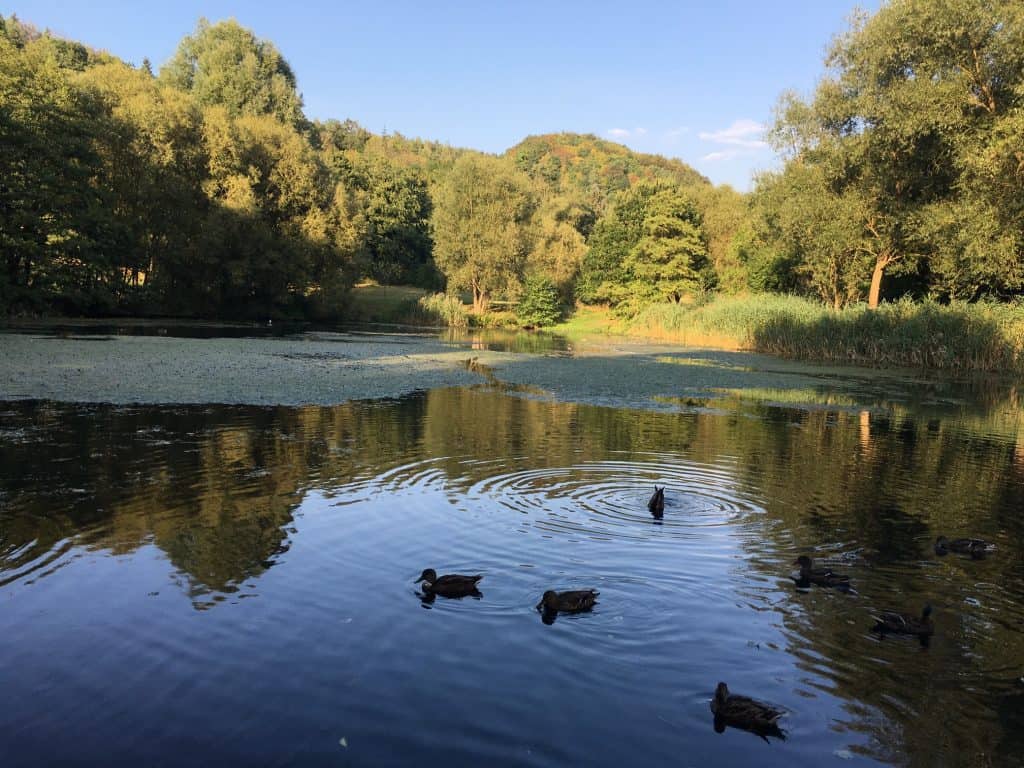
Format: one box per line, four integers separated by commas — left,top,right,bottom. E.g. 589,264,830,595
405,293,470,328
632,295,1024,373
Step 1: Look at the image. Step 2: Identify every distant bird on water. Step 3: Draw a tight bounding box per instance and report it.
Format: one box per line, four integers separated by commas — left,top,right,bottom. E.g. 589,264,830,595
872,604,934,641
792,555,854,592
647,486,665,517
414,568,482,597
934,536,995,559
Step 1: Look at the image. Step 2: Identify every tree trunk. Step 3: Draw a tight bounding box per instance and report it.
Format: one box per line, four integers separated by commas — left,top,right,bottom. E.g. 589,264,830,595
867,254,893,309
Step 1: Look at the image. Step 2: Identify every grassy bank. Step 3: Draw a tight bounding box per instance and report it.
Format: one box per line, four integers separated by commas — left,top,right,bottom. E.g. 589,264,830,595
632,295,1024,373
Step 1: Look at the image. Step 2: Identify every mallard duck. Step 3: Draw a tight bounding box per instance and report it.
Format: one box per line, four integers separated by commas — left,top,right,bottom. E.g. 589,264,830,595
792,555,853,591
872,604,934,638
536,589,599,614
647,486,665,517
710,682,786,741
934,536,994,559
414,568,482,597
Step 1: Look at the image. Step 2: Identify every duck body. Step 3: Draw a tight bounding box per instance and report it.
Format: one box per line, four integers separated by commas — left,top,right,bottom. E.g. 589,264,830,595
934,536,994,559
792,555,853,591
647,486,665,517
872,604,934,638
711,682,786,741
537,589,599,614
415,568,482,597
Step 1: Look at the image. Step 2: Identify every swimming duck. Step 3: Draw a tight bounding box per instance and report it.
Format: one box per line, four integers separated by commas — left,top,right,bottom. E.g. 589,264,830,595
710,682,786,741
934,536,994,559
647,486,665,517
536,589,599,614
872,604,934,638
414,569,482,597
792,555,853,591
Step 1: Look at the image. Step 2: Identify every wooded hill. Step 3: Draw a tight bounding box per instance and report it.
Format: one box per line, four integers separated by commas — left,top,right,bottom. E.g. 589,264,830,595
2,1,1023,323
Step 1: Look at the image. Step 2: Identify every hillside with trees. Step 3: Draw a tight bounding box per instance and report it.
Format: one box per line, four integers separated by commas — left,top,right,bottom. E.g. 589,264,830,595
2,1,1023,366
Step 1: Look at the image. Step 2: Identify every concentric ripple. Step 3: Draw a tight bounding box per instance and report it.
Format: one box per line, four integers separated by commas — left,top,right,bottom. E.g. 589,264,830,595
331,452,764,545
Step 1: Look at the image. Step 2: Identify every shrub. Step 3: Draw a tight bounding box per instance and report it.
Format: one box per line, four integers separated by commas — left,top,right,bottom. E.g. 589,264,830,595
516,275,563,327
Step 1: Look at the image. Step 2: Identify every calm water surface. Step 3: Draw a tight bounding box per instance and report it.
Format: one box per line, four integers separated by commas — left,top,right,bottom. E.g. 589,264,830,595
2,362,1024,766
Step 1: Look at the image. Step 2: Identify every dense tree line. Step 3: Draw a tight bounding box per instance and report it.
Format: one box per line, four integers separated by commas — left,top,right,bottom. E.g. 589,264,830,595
752,0,1024,309
2,1,1022,321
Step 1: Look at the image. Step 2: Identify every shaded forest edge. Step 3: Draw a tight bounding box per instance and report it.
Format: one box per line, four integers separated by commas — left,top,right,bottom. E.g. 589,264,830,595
2,3,1024,373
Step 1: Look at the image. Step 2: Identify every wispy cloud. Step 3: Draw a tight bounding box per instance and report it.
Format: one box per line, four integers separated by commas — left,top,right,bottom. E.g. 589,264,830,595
702,150,739,162
698,119,767,150
607,127,647,139
664,126,690,139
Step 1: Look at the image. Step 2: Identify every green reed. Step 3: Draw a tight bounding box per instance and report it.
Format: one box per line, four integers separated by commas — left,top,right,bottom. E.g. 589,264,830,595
633,295,1024,373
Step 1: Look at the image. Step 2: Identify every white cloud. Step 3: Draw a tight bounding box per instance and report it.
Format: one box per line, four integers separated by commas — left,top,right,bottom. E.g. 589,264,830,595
702,150,739,162
607,127,647,139
698,119,767,149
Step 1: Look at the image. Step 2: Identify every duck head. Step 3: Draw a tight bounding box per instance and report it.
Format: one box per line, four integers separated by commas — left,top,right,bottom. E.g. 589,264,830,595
793,555,813,570
415,568,437,585
921,604,933,619
934,536,949,555
536,590,559,611
714,682,730,705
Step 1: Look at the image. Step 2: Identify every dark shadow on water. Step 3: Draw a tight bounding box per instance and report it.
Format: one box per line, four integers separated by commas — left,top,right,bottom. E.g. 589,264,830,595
712,714,787,744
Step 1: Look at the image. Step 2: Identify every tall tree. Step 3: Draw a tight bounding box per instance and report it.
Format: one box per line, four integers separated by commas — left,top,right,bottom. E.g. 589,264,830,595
769,0,1024,307
160,19,304,126
431,155,535,311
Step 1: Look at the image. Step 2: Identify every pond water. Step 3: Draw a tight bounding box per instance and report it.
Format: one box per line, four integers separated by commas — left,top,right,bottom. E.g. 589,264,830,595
1,340,1023,767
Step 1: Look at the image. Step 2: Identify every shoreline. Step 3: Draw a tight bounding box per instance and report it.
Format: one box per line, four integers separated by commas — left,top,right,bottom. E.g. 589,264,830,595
0,327,1000,414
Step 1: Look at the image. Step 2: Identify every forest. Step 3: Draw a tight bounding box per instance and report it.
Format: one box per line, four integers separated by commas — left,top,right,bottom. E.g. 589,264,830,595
1,1,1023,345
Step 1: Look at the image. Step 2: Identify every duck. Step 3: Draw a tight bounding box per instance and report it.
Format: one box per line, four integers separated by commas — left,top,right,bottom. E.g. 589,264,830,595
536,589,599,614
872,604,934,638
414,568,482,597
934,536,995,559
647,486,665,517
792,555,853,591
710,682,786,741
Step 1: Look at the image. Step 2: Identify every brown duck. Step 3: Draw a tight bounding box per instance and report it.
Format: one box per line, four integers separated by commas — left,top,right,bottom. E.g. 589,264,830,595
792,555,853,591
536,589,599,614
711,682,786,741
934,536,994,559
872,604,934,638
415,568,482,597
647,486,665,517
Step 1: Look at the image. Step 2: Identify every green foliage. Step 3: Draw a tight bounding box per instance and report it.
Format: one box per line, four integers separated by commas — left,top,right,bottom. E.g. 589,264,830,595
579,184,711,315
159,19,304,125
762,0,1024,307
516,275,562,327
431,154,536,311
508,132,708,212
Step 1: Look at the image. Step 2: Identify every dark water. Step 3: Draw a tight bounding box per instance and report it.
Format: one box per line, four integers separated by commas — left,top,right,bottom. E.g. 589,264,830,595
2,385,1024,767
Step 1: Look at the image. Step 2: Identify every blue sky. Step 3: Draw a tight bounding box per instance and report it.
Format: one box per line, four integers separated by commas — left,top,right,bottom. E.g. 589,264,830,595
11,1,879,190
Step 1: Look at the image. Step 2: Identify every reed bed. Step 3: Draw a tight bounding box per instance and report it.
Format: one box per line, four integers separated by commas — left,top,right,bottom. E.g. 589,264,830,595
632,295,1024,374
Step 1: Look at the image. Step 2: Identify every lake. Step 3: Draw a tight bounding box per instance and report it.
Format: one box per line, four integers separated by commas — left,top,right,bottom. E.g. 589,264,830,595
1,328,1023,767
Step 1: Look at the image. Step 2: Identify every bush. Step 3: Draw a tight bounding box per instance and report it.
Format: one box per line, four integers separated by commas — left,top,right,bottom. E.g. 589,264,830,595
516,275,563,327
